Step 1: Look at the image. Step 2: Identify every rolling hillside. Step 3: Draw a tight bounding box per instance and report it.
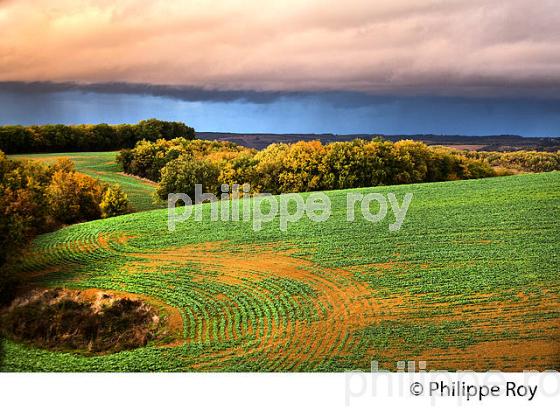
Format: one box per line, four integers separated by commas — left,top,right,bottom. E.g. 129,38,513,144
1,172,559,371
10,152,161,212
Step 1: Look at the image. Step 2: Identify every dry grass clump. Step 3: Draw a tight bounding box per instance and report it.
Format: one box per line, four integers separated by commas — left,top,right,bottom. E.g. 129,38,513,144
0,288,159,354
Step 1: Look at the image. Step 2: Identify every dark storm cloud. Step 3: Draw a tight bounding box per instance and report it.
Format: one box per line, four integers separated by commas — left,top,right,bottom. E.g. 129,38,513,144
3,81,560,110
0,81,301,104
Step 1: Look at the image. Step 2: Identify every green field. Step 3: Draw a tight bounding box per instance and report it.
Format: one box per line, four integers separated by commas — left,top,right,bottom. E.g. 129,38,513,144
1,172,559,371
10,152,162,212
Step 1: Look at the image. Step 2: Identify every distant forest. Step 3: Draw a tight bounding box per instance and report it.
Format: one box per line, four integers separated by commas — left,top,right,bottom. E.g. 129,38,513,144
0,119,194,154
198,132,560,152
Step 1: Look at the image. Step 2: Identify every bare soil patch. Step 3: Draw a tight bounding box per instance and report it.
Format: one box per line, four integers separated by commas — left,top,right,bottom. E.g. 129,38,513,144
129,242,400,369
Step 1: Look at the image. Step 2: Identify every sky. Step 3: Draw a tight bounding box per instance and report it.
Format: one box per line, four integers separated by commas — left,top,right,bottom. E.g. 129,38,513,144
1,0,559,135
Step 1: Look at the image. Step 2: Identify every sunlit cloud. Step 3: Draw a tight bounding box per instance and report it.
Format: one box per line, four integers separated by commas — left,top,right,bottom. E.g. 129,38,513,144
0,0,559,97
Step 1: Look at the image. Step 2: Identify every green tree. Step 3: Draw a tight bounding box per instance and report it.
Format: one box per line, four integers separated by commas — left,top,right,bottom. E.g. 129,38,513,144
157,156,220,200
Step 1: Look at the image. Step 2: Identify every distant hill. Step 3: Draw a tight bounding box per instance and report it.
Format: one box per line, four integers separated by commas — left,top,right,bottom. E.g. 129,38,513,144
197,132,560,152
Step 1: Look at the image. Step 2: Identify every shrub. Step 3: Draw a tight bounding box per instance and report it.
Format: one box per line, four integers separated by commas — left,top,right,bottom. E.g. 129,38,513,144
125,139,181,181
116,149,134,174
157,155,220,200
100,186,129,218
252,143,290,194
46,168,104,224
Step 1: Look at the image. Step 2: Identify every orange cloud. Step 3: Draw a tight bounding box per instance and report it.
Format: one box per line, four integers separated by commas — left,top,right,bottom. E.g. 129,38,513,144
0,0,559,96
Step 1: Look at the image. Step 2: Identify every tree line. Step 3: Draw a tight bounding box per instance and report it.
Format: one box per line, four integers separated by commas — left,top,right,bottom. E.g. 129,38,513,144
118,138,517,200
0,119,195,154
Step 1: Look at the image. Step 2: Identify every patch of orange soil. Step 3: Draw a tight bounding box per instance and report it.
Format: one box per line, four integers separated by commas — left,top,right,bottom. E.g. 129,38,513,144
97,234,109,249
412,339,560,371
366,291,560,371
428,293,559,341
128,242,396,370
97,233,134,250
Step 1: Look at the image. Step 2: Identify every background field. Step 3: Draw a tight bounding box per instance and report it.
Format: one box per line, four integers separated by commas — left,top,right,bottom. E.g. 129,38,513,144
1,172,559,371
10,152,161,212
